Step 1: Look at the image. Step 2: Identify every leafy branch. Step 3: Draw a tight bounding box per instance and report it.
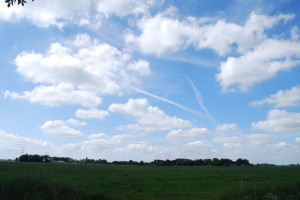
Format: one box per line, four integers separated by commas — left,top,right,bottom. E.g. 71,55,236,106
5,0,34,7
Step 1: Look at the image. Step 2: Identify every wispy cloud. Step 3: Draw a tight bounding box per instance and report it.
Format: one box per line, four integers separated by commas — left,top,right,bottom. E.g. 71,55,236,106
130,86,207,118
186,77,215,124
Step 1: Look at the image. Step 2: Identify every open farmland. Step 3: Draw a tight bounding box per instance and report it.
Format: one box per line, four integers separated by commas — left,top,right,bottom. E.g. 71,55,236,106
0,162,300,200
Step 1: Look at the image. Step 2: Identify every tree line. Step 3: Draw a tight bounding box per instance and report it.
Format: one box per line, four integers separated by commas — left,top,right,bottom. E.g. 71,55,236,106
16,154,251,166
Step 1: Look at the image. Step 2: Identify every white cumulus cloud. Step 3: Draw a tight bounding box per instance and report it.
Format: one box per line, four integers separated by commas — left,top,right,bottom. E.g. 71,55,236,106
216,39,300,92
66,119,87,126
216,123,238,132
126,11,292,56
252,109,300,132
109,98,192,132
0,0,96,28
184,140,213,149
0,130,57,158
5,34,150,107
250,85,300,108
40,120,84,137
0,0,161,28
5,84,102,107
212,133,300,164
97,0,162,17
76,108,110,120
127,141,155,152
87,133,107,139
166,128,209,143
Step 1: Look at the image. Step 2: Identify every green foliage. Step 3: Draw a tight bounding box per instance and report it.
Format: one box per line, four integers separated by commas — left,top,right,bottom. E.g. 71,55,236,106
16,154,252,166
18,154,75,163
5,0,34,7
1,162,300,200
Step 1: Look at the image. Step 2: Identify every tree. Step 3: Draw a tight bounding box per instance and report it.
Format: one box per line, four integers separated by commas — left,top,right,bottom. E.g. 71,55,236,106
5,0,34,7
236,158,250,166
19,154,29,162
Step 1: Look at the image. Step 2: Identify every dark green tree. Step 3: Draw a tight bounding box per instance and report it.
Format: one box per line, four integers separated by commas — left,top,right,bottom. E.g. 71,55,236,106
5,0,34,7
212,158,221,166
236,158,250,166
19,154,29,162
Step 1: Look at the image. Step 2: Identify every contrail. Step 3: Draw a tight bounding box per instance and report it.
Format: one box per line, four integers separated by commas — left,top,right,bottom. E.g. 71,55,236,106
130,86,208,119
186,76,215,124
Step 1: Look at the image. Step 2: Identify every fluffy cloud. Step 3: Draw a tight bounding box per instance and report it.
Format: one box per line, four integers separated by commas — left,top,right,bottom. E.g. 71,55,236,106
5,34,150,106
1,129,299,164
0,0,160,28
0,130,57,158
109,98,192,132
127,60,151,75
126,11,292,56
5,84,102,107
250,85,300,107
0,0,96,28
66,119,87,126
40,120,84,137
97,0,162,17
87,133,107,139
216,39,300,92
213,133,273,145
213,133,275,155
127,141,155,152
75,108,110,120
252,109,300,132
216,123,238,132
166,128,209,143
126,9,201,56
60,133,144,159
126,10,298,92
184,140,213,149
213,133,300,164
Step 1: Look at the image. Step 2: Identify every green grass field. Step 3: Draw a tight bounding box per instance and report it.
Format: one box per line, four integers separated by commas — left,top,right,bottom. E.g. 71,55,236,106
0,162,299,200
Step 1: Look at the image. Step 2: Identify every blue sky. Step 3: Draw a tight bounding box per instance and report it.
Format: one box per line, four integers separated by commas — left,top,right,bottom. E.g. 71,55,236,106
1,0,300,164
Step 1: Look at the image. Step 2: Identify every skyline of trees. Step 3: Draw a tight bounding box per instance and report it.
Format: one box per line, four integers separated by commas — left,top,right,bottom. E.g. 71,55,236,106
16,154,251,166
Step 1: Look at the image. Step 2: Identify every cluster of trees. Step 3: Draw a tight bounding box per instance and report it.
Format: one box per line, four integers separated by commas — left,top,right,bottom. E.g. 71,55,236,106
108,158,250,166
16,154,251,166
16,154,108,164
150,158,250,166
16,154,75,163
84,158,108,164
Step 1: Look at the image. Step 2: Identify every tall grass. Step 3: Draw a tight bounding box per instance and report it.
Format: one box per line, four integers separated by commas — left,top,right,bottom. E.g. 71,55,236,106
216,179,300,200
0,172,108,200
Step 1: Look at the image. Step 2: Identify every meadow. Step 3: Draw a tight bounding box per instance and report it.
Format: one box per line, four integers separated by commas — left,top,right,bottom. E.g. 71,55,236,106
0,162,300,200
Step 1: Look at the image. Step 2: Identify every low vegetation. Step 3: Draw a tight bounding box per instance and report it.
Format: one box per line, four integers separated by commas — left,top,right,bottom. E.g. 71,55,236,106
1,161,300,200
